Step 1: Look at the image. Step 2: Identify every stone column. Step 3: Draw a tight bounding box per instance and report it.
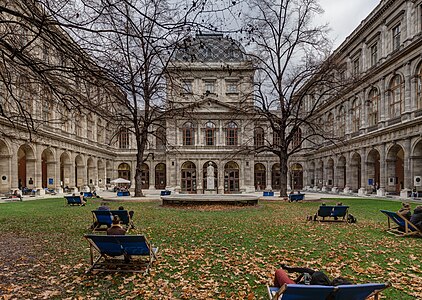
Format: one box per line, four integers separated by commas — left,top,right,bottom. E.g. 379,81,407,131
332,157,338,193
54,157,63,193
265,160,272,190
218,159,224,194
404,62,411,116
343,153,351,194
379,77,386,123
401,139,412,198
377,143,386,196
9,151,18,192
149,162,156,190
358,147,367,196
196,160,203,193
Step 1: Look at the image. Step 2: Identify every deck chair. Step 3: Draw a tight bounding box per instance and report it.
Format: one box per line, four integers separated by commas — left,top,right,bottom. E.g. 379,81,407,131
91,210,113,231
110,210,135,232
315,205,349,222
380,210,422,237
84,234,158,274
267,282,390,300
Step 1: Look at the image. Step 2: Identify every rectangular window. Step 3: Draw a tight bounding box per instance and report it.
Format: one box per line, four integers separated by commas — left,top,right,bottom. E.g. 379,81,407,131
392,24,401,50
183,128,193,145
226,128,237,145
205,129,214,145
204,81,215,94
353,58,360,75
226,81,238,93
370,44,378,67
182,80,192,94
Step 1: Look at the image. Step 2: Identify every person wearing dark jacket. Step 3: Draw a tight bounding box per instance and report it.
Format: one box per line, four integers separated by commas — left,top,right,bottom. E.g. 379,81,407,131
274,264,351,288
397,202,411,220
106,215,126,235
410,205,422,231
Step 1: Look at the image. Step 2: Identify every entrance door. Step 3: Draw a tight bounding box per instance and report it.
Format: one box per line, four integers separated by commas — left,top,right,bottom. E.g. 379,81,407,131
224,161,239,194
155,163,166,189
181,161,196,193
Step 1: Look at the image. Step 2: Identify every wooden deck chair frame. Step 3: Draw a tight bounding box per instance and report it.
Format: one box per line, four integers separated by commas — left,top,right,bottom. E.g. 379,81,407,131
84,234,158,274
380,210,422,237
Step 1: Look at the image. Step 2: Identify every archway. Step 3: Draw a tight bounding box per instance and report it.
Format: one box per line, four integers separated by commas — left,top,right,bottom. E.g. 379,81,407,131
224,161,239,194
60,152,71,190
254,163,266,191
350,152,361,192
367,149,380,192
118,163,131,180
412,140,422,194
155,163,166,189
203,161,217,192
181,161,196,193
0,140,10,193
337,156,346,189
291,163,303,190
18,144,36,190
386,144,404,193
41,148,55,188
75,155,85,189
272,163,281,190
141,163,149,189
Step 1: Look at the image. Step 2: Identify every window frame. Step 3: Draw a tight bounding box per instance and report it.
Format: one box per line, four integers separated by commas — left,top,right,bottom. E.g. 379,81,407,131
392,24,401,51
226,122,238,146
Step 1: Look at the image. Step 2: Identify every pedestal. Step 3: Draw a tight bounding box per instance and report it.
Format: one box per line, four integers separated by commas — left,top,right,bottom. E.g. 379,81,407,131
332,187,338,194
376,188,386,197
400,188,411,199
358,188,366,196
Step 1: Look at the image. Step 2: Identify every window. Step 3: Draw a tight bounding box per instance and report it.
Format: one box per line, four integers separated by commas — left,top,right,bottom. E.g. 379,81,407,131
204,122,216,146
273,131,281,146
204,81,215,94
226,122,238,146
74,114,82,136
389,74,403,118
351,98,361,132
338,106,346,136
97,119,104,143
417,64,422,110
254,127,264,148
183,122,194,145
392,24,401,51
226,81,238,93
368,88,379,126
156,127,166,149
370,43,378,67
118,127,129,149
353,58,360,75
326,113,334,136
292,128,302,149
182,80,192,94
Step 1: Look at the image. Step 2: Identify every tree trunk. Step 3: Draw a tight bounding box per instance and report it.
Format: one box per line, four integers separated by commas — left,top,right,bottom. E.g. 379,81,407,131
279,151,289,197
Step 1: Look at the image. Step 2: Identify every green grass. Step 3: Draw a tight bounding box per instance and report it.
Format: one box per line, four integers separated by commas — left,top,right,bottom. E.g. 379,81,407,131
0,197,421,299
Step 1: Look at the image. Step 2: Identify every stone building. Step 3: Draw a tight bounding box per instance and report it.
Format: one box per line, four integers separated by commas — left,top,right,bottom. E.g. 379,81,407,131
292,0,422,198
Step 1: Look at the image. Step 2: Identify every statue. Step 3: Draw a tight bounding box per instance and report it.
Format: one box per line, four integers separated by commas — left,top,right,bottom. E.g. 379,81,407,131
206,162,215,190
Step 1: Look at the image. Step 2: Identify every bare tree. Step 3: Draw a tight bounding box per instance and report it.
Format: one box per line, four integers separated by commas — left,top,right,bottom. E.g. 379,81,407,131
242,0,351,196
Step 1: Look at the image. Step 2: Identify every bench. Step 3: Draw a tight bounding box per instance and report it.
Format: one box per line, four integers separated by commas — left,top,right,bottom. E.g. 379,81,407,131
84,192,94,198
263,191,274,196
288,193,305,201
160,190,171,196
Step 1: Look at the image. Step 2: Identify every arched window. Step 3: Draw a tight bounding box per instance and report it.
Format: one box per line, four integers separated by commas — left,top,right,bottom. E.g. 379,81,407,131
326,113,334,136
118,127,129,149
254,127,264,148
292,127,302,149
74,113,82,136
338,106,345,136
97,119,104,143
368,88,379,126
389,74,403,118
417,64,422,110
156,127,166,149
226,122,238,146
273,130,281,146
183,122,195,146
351,98,361,132
41,88,53,123
86,114,93,140
204,121,216,146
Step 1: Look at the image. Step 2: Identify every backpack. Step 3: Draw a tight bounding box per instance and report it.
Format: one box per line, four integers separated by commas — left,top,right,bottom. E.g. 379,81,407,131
347,214,357,223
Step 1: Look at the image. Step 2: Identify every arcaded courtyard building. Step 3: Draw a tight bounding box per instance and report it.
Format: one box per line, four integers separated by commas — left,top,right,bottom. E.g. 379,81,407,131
293,0,422,198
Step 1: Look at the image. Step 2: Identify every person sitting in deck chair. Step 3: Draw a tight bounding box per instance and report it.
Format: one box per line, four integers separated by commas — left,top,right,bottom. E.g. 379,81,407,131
274,264,352,288
79,192,86,206
97,202,110,211
410,206,422,231
107,215,126,235
397,202,411,220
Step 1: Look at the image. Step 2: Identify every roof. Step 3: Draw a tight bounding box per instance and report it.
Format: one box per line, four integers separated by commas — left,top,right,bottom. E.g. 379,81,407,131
174,34,245,62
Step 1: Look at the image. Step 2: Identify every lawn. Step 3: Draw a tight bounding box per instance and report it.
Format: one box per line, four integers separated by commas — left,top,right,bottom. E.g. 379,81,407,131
0,197,421,299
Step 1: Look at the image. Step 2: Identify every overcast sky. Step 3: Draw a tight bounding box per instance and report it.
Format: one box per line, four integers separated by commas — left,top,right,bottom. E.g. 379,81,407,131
318,0,380,48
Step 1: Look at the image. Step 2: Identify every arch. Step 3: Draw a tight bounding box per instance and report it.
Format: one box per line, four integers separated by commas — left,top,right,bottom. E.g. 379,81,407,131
155,163,166,189
0,140,11,193
350,152,361,192
41,148,55,188
337,156,346,189
290,163,303,190
204,121,216,146
367,148,380,193
203,161,217,192
60,152,71,190
118,163,131,181
254,163,266,191
141,163,149,189
388,74,404,118
224,161,239,193
87,157,96,187
367,87,380,126
254,127,264,148
272,163,281,190
18,144,36,190
181,161,196,193
386,144,405,193
75,154,85,189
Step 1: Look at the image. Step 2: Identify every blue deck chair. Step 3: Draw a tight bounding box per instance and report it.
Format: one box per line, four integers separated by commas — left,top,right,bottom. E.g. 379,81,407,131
65,195,83,205
380,210,421,237
267,282,390,300
91,210,113,231
316,205,349,222
84,234,158,274
331,206,349,220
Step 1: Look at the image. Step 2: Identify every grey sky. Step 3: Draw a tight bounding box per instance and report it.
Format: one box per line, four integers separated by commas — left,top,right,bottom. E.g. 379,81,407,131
319,0,380,48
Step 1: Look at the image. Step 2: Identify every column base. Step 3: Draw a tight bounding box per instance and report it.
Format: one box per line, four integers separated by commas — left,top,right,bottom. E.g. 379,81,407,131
331,187,339,194
376,188,386,197
400,188,411,199
358,188,366,196
343,186,352,194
